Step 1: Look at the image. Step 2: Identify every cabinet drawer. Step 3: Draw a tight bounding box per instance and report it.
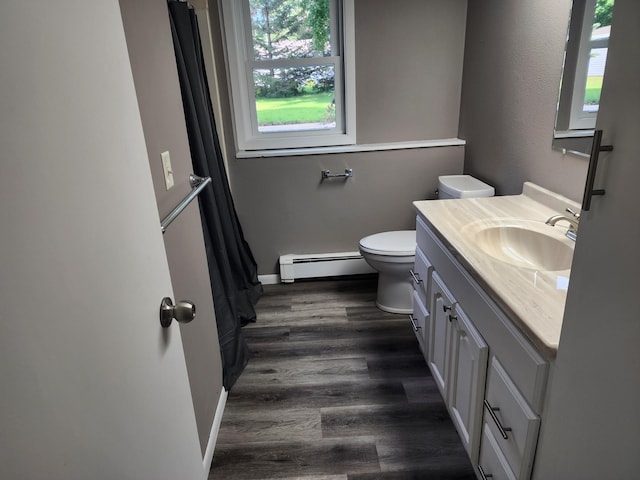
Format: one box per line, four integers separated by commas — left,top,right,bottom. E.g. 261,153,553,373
410,290,428,351
478,426,516,480
411,246,432,308
483,357,540,479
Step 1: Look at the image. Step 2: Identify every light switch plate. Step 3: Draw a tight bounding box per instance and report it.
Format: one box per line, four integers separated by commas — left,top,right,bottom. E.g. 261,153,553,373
161,151,174,190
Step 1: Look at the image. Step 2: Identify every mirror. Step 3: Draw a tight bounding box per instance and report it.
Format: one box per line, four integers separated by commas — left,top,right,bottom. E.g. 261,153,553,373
553,0,614,155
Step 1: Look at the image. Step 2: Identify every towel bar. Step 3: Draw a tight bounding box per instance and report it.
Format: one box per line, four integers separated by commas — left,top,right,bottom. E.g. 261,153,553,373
161,174,211,233
321,168,353,180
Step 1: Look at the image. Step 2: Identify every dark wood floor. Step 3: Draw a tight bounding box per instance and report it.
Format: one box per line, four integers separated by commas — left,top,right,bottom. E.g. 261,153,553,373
210,276,475,480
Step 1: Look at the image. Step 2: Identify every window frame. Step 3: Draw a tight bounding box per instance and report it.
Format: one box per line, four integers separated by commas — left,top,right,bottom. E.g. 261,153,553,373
221,0,356,152
568,0,610,130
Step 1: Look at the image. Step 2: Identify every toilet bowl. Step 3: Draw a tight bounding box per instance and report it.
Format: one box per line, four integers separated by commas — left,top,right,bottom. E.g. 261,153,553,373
359,230,416,314
360,175,495,314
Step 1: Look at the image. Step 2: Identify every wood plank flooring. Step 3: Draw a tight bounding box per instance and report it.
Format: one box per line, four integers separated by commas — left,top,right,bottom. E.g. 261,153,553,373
210,276,475,480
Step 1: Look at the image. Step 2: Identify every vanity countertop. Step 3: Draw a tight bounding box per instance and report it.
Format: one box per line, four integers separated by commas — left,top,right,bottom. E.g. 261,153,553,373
413,182,581,358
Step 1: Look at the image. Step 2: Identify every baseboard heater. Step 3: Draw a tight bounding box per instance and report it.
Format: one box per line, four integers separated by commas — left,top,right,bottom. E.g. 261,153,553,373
279,252,375,283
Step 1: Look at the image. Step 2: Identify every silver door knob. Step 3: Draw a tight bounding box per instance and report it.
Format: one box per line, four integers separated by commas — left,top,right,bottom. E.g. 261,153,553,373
160,297,196,328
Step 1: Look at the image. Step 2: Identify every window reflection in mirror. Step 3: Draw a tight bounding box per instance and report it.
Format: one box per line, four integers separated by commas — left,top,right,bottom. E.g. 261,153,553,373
553,0,614,155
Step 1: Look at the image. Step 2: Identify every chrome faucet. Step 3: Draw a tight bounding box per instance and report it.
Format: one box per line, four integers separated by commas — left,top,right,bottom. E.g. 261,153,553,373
545,208,580,241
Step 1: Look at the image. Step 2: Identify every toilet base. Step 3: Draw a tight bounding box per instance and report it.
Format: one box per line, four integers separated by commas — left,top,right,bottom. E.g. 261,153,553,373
375,271,413,314
376,300,412,315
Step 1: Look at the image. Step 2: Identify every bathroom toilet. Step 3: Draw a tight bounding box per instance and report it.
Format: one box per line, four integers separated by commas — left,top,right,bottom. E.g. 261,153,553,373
359,175,495,314
359,230,417,314
437,174,495,199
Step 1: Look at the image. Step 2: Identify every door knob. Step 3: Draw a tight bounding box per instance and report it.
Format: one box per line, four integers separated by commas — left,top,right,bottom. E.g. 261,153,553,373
160,297,196,328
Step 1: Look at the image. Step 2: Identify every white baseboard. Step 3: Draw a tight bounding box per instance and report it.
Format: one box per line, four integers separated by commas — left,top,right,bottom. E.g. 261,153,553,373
258,274,280,285
202,387,228,473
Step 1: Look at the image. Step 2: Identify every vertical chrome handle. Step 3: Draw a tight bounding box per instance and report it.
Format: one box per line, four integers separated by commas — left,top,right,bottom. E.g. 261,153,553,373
484,399,512,440
410,270,423,285
408,314,421,331
582,129,613,211
477,465,494,479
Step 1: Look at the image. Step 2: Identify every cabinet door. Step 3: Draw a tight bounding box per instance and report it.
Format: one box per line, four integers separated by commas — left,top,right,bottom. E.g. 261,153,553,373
428,273,454,400
447,304,488,462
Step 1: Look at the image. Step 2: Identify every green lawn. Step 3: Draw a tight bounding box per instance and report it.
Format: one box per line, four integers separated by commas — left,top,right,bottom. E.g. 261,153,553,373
256,91,334,126
585,76,603,105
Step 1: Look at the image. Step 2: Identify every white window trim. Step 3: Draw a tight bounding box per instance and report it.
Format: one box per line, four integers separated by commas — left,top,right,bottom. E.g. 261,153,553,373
569,0,608,130
220,0,355,152
236,138,466,158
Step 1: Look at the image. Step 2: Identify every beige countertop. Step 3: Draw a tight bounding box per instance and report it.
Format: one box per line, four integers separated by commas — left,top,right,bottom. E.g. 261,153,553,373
413,182,581,358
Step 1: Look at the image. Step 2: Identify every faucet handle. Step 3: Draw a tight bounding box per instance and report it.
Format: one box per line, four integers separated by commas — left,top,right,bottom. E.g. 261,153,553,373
566,207,580,219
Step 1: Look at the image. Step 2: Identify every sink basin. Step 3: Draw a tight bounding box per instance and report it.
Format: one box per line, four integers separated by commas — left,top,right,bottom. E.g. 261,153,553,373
470,220,574,271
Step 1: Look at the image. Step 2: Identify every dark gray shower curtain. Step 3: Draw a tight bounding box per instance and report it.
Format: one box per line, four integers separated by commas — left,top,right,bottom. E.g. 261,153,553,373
168,1,262,390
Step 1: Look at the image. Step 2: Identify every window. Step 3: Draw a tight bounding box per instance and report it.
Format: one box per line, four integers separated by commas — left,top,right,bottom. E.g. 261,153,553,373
568,0,613,130
221,0,355,151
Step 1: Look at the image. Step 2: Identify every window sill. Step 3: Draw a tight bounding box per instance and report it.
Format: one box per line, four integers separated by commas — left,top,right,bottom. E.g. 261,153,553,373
236,138,466,158
554,129,595,139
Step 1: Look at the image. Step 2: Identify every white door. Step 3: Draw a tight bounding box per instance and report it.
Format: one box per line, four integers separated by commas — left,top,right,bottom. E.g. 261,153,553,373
0,2,204,479
534,1,640,476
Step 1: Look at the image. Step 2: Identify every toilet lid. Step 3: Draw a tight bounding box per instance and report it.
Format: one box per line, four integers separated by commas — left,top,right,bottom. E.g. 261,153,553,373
359,230,416,256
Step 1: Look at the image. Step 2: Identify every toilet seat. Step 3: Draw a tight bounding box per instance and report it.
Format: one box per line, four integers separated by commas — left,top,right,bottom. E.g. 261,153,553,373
359,230,416,256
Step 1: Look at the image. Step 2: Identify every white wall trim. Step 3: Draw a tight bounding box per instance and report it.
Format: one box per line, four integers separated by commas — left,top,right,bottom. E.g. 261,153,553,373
258,274,281,285
202,387,228,473
236,138,466,158
190,0,229,175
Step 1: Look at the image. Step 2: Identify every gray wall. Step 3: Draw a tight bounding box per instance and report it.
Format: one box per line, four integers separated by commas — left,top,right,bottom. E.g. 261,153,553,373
354,0,467,143
459,0,588,201
120,0,223,455
212,0,469,275
232,148,464,274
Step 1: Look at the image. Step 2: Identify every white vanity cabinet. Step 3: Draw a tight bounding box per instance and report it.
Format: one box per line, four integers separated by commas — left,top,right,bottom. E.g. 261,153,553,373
414,214,548,480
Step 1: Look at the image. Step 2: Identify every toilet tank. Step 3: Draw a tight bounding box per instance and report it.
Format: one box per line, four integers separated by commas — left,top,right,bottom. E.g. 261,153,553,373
438,175,495,199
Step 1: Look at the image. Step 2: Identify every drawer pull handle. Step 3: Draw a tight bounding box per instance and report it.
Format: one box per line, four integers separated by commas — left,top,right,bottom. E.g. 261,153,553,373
484,399,512,440
408,314,421,331
410,270,423,285
443,304,453,312
477,465,493,479
448,314,458,322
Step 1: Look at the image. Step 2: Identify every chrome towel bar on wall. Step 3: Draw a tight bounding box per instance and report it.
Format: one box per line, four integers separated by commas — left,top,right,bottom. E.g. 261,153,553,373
321,168,353,180
160,174,211,233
